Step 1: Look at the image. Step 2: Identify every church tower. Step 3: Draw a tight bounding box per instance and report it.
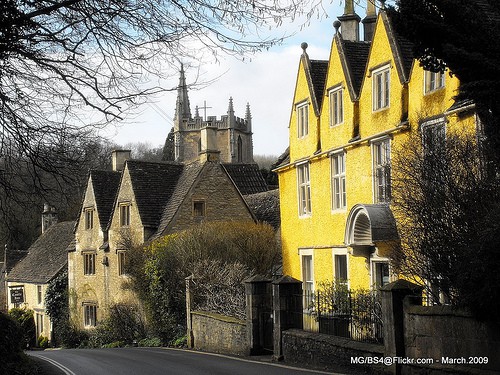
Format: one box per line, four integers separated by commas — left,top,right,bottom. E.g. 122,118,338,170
171,65,255,164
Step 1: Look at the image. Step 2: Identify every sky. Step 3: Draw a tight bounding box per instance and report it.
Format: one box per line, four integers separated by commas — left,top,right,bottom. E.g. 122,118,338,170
105,1,380,157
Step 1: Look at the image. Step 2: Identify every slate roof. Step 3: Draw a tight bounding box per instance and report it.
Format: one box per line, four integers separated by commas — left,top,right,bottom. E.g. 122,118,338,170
244,189,280,230
126,160,184,228
222,163,268,195
309,60,329,112
7,221,75,283
341,39,371,98
153,161,205,238
272,147,290,169
382,11,414,83
90,170,121,231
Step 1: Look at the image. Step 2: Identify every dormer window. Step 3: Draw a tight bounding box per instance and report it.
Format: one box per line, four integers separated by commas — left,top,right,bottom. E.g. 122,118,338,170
84,207,94,230
119,203,130,226
424,70,445,94
372,65,390,111
297,102,309,138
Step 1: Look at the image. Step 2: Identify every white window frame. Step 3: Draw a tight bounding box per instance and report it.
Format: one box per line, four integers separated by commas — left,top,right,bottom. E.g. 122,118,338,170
299,249,314,302
329,86,344,126
370,256,391,290
330,152,346,211
371,137,391,203
424,69,445,94
297,163,312,216
332,248,349,288
296,102,309,138
83,303,97,327
372,65,390,111
119,203,131,227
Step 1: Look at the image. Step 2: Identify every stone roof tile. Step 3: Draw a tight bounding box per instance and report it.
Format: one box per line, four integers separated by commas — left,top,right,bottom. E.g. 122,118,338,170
7,221,75,283
90,170,121,231
222,163,269,195
126,160,184,228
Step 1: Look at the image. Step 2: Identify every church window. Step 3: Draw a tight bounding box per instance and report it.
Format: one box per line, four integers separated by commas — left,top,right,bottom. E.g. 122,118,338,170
237,136,243,162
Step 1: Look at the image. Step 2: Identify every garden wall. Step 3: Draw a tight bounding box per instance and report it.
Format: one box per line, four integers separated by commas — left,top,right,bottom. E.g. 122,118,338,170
190,311,249,356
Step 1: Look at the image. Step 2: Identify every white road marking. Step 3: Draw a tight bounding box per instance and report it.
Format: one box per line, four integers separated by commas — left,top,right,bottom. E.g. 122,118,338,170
33,354,77,375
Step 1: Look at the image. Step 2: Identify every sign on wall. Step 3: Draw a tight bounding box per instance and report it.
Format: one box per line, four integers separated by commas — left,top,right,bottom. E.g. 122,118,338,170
10,286,24,304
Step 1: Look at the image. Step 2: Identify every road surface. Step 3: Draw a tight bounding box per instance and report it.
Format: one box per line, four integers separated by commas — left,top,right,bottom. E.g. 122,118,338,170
28,347,340,375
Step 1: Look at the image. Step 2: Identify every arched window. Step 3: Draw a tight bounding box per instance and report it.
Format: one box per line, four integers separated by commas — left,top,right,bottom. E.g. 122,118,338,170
237,135,243,162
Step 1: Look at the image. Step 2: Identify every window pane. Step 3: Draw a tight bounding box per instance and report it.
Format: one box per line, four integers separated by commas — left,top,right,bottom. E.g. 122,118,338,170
335,255,348,281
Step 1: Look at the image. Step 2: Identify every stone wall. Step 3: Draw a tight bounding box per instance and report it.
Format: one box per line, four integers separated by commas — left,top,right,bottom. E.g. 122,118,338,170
282,329,385,373
191,311,249,356
403,304,500,374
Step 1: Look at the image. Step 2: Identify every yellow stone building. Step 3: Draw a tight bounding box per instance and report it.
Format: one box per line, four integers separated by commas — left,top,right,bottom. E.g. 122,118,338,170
276,2,477,293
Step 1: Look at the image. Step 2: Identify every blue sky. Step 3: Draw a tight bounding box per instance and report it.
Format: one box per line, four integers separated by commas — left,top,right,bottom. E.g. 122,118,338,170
106,1,387,157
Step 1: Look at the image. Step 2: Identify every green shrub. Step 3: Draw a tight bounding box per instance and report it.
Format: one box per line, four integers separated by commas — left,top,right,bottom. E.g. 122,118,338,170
8,307,36,348
37,335,49,349
138,337,162,347
0,312,39,374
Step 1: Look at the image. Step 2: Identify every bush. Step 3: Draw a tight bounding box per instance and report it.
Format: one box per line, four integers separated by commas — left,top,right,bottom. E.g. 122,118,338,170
127,221,281,344
0,312,39,374
9,307,36,348
37,336,49,349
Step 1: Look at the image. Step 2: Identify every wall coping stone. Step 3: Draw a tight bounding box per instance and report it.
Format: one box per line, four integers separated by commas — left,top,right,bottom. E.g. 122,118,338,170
283,329,384,355
405,304,475,318
192,310,246,325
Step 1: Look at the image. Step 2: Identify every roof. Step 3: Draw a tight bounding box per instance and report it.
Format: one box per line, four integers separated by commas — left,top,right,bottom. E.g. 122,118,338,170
309,60,329,112
126,160,184,228
272,147,290,169
4,249,29,273
340,39,371,98
382,11,414,83
153,161,205,237
244,189,280,230
7,221,75,283
222,163,268,195
90,170,121,230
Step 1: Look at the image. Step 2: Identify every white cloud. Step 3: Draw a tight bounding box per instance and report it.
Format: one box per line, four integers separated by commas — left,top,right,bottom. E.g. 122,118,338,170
106,2,366,157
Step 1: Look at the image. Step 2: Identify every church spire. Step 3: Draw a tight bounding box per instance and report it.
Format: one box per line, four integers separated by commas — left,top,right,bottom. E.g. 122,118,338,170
245,103,252,132
174,63,191,123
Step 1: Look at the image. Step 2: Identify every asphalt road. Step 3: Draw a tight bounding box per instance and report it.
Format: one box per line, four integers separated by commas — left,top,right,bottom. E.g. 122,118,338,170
28,347,339,375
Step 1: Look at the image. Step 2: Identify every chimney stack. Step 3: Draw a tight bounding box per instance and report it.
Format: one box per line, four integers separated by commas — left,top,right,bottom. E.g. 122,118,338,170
362,0,377,42
42,203,58,234
112,150,131,172
337,0,361,42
